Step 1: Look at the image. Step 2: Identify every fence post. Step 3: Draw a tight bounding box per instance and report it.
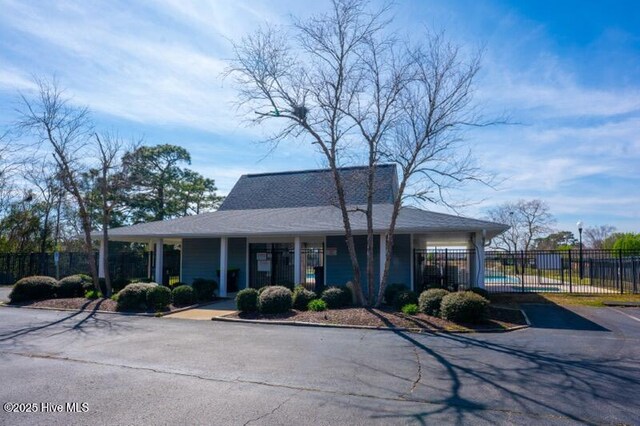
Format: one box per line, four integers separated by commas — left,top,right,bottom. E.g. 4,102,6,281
632,256,637,294
568,250,573,293
520,250,525,292
619,248,624,294
444,248,449,289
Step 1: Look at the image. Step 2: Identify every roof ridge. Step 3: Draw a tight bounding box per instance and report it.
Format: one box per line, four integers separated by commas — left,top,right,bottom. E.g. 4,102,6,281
242,163,396,178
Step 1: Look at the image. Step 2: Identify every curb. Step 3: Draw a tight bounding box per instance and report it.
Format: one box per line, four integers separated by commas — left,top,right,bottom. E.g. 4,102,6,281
602,301,640,307
211,316,528,334
0,302,204,317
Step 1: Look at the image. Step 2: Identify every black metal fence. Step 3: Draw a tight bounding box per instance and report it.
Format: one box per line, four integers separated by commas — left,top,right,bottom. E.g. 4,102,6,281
414,248,640,294
484,249,640,294
248,245,324,290
0,250,181,285
413,249,474,294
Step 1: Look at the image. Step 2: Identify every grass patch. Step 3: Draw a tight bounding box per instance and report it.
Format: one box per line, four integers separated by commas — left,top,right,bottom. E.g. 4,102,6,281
490,293,640,308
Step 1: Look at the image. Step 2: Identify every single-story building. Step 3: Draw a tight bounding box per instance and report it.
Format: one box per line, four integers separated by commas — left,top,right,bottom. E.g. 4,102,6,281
96,165,508,296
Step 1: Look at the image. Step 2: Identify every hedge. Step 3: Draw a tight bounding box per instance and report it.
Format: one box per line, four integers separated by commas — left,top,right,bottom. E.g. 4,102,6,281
292,286,316,311
147,285,172,311
192,278,218,301
418,288,450,316
393,290,418,311
321,286,351,309
116,283,158,311
172,285,195,307
258,286,292,314
9,276,58,303
384,283,408,305
440,291,489,324
236,288,259,313
57,274,92,298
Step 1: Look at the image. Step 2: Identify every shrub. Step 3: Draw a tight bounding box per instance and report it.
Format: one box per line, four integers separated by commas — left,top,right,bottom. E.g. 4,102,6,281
85,289,103,300
170,281,187,289
258,286,292,314
468,287,490,299
440,292,489,324
384,283,408,305
418,288,450,316
110,278,131,293
9,276,58,303
116,283,157,311
402,303,419,315
393,290,418,311
57,274,92,298
147,285,172,311
236,288,259,312
292,287,316,311
192,278,218,301
130,277,153,284
308,299,327,312
321,286,350,309
172,285,195,307
257,286,269,295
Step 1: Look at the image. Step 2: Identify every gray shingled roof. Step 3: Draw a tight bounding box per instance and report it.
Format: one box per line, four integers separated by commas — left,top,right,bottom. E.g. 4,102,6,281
101,204,508,241
218,165,398,211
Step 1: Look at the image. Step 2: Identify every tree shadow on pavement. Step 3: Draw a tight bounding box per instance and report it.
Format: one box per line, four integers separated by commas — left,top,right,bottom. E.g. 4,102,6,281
357,309,636,425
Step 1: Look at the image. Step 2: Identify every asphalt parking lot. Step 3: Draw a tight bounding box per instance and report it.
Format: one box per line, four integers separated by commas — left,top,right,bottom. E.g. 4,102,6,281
0,303,638,425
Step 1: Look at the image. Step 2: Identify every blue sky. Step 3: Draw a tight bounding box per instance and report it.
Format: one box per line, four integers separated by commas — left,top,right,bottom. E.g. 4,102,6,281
0,0,638,233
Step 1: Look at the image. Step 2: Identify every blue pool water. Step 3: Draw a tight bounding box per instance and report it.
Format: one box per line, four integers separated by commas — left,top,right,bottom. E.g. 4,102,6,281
485,274,520,284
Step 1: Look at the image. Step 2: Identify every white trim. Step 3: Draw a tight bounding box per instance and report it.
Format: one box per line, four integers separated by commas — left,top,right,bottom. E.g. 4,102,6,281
98,239,106,279
409,233,414,292
219,237,228,297
245,238,249,289
323,235,327,287
379,234,386,287
154,238,164,284
294,236,301,284
179,238,183,283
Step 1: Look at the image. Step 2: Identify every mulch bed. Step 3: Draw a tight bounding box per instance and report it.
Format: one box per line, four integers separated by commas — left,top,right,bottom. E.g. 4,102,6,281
13,298,184,314
229,306,526,332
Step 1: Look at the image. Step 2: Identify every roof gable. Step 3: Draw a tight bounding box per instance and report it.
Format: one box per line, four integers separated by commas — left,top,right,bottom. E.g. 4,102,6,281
218,164,398,211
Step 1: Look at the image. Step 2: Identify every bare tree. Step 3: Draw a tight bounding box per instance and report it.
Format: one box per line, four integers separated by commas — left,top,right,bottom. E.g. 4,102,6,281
487,199,555,251
16,77,101,292
584,225,616,249
0,130,21,215
87,132,135,296
229,0,491,305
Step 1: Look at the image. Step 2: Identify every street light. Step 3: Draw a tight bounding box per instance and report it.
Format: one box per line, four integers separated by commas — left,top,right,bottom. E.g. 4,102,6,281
577,220,584,280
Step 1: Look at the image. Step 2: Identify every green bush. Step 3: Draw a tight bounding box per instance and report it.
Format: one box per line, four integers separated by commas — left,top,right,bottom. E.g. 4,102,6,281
393,290,418,311
440,292,489,324
147,285,172,311
57,274,92,298
116,283,157,311
9,276,58,303
292,287,316,311
258,286,269,295
236,288,259,312
85,289,103,300
384,283,408,305
418,288,450,316
468,287,490,299
170,281,187,289
308,299,327,312
320,286,350,309
192,278,218,301
172,285,195,307
402,303,419,315
258,286,292,314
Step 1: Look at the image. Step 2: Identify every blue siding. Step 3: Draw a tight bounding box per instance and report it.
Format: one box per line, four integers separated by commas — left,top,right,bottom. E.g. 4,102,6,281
388,234,411,287
326,234,411,289
181,238,220,285
228,237,247,289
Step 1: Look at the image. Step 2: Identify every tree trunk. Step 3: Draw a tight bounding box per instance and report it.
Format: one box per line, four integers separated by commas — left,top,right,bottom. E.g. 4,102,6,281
365,161,375,306
329,164,364,305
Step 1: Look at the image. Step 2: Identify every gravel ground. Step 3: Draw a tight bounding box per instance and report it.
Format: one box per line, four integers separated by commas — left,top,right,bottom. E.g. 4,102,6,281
231,306,526,331
16,298,186,313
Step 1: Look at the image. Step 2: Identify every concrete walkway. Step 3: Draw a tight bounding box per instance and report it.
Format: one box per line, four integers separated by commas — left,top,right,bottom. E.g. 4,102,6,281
164,298,237,320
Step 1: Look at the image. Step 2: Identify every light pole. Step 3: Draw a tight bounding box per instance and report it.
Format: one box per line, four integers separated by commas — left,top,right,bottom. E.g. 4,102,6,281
577,220,584,280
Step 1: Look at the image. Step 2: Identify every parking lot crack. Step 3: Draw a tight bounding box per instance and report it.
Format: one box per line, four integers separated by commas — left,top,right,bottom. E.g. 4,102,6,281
243,396,292,426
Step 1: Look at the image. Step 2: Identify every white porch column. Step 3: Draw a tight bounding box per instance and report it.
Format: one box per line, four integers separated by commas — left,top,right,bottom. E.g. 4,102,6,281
154,238,164,284
473,231,486,289
379,234,387,286
147,240,153,279
219,237,228,297
98,239,106,279
294,237,301,284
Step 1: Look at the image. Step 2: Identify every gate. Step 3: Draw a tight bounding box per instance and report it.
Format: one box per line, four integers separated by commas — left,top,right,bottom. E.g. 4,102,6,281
248,245,324,289
413,249,473,293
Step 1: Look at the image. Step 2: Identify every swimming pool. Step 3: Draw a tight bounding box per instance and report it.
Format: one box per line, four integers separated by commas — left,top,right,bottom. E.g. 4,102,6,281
485,274,520,284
